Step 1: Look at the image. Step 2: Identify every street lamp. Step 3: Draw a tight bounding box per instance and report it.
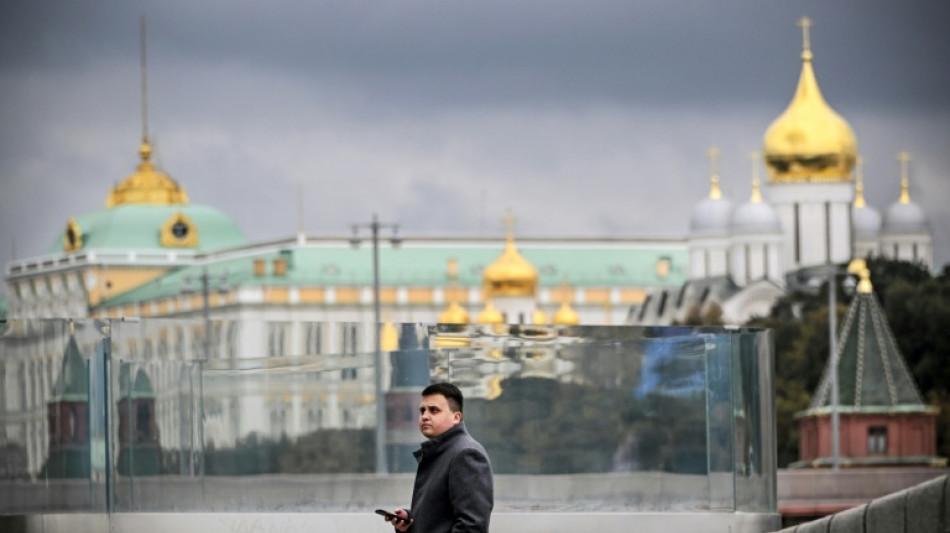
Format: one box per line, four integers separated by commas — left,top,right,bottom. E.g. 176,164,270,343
826,263,857,471
180,267,229,480
350,214,401,475
181,267,230,360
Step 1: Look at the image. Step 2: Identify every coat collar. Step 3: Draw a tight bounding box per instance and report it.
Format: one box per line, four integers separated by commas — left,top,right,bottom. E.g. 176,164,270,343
414,422,467,462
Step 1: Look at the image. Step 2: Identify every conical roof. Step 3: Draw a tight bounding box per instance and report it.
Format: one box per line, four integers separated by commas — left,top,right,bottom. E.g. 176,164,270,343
119,367,156,399
807,267,927,413
51,334,88,402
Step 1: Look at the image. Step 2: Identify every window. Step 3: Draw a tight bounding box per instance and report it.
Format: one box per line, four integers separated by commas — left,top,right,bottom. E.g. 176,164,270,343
226,321,240,360
306,323,323,355
268,322,290,357
340,324,361,380
868,426,887,454
136,403,150,442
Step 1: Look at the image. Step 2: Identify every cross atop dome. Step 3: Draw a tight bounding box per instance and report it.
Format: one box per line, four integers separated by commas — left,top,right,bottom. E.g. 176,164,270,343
797,16,812,58
501,210,517,242
707,147,722,200
898,151,912,204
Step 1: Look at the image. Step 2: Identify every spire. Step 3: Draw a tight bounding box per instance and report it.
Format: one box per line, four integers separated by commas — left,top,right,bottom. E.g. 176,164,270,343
748,151,762,203
140,16,149,146
898,151,911,204
707,147,722,200
138,16,154,163
105,18,189,207
854,156,866,208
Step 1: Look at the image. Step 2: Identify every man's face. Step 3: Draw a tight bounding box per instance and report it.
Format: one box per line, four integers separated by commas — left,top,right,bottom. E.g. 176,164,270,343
418,393,461,438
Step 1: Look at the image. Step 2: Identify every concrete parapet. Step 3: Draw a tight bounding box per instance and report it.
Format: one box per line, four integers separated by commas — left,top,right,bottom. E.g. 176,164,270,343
866,489,906,533
773,474,947,533
904,475,946,533
828,504,865,532
796,514,831,532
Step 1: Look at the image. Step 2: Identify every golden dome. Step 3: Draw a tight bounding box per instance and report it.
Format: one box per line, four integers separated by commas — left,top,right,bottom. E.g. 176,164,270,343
532,308,549,325
553,301,580,325
483,228,538,298
477,300,505,325
847,259,873,294
763,18,856,183
438,301,471,324
107,139,190,207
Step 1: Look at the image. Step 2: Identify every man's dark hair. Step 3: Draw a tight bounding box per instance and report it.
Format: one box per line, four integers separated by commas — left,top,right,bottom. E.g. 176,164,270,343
422,382,463,413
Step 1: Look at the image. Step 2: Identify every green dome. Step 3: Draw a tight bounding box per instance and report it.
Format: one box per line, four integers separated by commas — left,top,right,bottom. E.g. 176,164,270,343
50,204,248,254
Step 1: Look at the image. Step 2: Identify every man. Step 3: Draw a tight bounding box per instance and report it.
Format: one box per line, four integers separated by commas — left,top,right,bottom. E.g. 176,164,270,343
382,382,494,533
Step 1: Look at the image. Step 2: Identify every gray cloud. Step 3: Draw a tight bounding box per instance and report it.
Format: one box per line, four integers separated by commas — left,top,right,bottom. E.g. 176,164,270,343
2,1,949,287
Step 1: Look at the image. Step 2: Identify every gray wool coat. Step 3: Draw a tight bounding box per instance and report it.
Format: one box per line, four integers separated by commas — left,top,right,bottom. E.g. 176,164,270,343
406,422,493,533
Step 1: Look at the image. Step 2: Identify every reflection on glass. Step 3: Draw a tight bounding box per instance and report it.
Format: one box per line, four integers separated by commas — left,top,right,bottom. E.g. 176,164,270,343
0,319,775,516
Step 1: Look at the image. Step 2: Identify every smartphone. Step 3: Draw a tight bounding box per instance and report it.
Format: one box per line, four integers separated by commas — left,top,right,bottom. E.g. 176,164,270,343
375,509,410,524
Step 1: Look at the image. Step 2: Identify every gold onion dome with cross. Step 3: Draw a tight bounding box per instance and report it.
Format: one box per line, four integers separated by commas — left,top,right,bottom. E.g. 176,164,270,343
763,17,857,183
482,213,539,298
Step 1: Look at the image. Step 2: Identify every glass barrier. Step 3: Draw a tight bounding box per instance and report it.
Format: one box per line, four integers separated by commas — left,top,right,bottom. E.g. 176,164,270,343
0,319,775,516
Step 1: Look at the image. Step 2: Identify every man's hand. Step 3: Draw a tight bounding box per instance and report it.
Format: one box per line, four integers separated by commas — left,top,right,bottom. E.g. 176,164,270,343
388,508,413,531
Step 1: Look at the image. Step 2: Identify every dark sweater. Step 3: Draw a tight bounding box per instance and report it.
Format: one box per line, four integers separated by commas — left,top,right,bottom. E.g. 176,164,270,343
407,422,493,533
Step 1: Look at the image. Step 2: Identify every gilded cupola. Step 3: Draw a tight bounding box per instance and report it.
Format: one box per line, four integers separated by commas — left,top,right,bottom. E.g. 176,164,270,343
106,139,189,207
439,258,471,324
482,213,539,298
477,300,505,325
439,301,471,324
553,301,580,326
763,17,857,183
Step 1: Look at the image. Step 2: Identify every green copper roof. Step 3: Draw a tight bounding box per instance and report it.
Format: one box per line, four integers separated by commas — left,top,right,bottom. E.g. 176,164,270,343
97,239,687,308
50,204,248,254
807,292,925,413
51,335,89,402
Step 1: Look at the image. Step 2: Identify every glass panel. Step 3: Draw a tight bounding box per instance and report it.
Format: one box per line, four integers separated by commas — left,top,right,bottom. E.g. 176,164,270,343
704,329,737,511
0,319,109,513
0,319,777,517
733,328,776,513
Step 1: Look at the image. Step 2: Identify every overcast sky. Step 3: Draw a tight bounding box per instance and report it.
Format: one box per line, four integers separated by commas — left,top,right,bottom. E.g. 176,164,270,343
3,1,949,292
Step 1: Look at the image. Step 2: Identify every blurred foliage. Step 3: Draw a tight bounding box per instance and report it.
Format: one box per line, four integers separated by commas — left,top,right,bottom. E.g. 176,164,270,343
163,429,374,476
747,258,950,467
279,428,374,474
466,367,707,475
